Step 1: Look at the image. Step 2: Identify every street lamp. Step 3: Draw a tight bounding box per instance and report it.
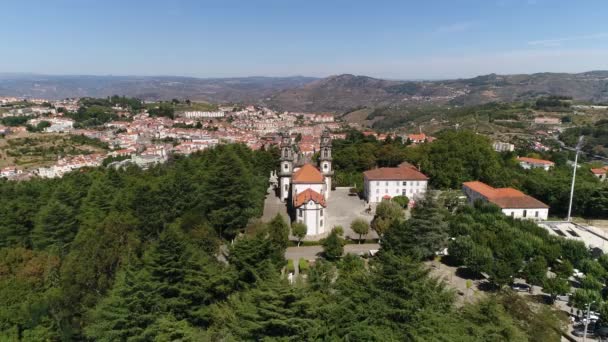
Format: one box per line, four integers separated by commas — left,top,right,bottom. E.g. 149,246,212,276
567,136,584,222
583,300,596,342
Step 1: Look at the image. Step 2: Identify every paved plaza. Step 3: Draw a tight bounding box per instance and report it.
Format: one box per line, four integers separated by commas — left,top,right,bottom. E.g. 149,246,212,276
326,187,377,241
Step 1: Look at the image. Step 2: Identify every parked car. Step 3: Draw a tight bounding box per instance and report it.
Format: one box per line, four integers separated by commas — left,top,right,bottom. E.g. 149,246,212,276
573,328,595,338
573,269,585,278
511,283,531,292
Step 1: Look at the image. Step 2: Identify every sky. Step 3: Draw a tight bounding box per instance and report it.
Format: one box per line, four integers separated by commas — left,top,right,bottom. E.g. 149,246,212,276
2,0,608,79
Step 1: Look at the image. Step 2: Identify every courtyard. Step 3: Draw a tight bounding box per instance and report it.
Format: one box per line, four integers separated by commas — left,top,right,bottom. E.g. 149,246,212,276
326,187,377,241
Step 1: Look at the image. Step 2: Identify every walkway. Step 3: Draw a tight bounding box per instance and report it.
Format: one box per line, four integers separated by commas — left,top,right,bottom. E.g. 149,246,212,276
261,186,289,222
285,243,380,261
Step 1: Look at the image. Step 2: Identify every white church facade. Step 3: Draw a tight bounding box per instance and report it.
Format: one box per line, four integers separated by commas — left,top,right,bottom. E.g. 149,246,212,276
278,131,333,237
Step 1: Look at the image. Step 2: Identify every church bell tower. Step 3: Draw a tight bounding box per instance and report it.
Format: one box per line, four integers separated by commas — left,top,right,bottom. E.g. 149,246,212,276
279,134,294,202
319,130,333,199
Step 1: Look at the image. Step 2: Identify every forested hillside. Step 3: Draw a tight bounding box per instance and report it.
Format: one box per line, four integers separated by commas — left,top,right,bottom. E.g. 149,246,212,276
0,144,277,340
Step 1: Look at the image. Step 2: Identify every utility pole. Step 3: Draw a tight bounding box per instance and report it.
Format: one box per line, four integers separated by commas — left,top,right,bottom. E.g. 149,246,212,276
567,136,584,222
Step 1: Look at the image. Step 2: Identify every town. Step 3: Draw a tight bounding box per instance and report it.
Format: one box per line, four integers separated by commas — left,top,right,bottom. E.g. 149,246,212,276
4,1,608,340
3,94,608,340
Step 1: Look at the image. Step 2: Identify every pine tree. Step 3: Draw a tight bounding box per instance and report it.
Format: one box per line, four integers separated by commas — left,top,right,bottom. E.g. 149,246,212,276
205,151,254,238
85,264,158,341
382,195,449,260
266,214,289,265
229,234,277,286
215,278,314,340
78,177,116,229
31,200,78,253
60,212,139,308
144,226,203,321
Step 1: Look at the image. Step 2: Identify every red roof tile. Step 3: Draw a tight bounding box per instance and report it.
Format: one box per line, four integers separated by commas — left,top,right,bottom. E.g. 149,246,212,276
292,164,324,183
294,188,326,207
463,181,549,209
363,164,428,181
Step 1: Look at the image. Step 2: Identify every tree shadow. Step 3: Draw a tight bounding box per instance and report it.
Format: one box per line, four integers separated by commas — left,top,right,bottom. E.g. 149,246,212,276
455,266,485,281
477,281,499,292
440,255,461,268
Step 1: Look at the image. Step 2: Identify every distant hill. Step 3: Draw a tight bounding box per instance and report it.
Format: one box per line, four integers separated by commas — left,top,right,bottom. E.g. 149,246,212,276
2,71,608,113
0,74,318,103
266,71,608,113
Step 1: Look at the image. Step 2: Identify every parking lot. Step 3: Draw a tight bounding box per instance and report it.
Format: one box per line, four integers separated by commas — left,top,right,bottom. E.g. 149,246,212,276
538,221,608,253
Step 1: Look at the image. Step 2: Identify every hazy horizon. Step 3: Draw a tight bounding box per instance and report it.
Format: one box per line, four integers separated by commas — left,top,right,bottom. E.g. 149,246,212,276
2,0,608,79
1,69,607,83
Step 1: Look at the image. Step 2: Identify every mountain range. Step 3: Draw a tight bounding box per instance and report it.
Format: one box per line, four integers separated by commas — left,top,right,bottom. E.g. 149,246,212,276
2,71,608,113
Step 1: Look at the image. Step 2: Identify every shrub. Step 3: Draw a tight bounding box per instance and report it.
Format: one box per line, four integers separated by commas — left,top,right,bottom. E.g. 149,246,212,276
299,258,309,273
287,259,295,273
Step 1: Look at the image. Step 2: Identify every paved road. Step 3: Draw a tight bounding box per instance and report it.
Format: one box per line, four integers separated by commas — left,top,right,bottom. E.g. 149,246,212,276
286,243,380,261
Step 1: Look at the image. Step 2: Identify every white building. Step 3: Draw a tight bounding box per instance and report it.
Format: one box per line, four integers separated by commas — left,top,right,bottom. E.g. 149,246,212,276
517,157,555,171
363,162,429,204
45,118,74,133
462,181,549,220
493,141,515,152
181,111,225,119
278,131,333,237
0,167,22,178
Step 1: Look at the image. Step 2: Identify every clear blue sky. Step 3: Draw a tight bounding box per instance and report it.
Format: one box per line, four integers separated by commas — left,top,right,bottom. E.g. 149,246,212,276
2,0,608,79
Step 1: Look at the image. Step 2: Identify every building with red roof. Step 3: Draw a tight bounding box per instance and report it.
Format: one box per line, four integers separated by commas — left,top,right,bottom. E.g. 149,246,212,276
517,156,555,171
407,133,427,143
363,162,429,203
591,166,608,182
462,181,549,220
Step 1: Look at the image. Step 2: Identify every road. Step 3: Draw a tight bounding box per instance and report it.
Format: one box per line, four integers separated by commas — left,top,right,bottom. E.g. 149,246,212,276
285,243,379,261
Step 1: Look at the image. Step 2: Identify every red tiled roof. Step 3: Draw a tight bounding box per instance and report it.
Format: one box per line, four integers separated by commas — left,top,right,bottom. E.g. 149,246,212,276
591,166,608,175
363,164,428,181
517,157,555,166
292,164,324,183
463,181,549,209
408,133,426,141
294,188,326,207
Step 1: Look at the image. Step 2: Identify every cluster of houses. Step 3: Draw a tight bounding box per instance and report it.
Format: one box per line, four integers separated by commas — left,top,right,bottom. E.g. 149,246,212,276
36,154,105,178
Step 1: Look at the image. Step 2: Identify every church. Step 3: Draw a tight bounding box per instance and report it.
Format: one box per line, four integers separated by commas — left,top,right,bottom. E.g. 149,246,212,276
278,131,333,236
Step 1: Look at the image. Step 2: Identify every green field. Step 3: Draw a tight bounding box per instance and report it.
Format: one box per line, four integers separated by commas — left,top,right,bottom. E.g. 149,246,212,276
0,133,107,168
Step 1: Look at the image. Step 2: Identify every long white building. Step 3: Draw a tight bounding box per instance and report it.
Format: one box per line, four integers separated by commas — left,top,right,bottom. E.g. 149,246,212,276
517,157,554,171
462,181,549,220
363,162,429,204
181,111,225,119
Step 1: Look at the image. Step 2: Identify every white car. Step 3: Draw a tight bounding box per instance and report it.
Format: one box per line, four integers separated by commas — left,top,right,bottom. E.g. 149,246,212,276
573,269,585,278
